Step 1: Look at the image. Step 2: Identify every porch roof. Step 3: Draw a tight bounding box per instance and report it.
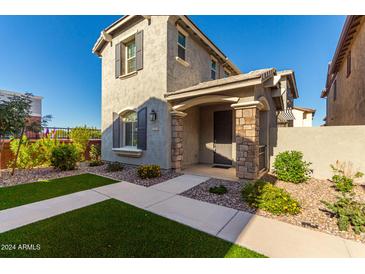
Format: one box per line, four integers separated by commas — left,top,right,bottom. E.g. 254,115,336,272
165,68,276,101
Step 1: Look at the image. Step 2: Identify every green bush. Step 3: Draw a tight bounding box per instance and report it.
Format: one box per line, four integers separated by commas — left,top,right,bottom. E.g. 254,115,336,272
273,151,312,183
89,143,102,166
241,180,301,215
330,161,364,193
50,143,80,171
9,136,59,169
137,165,161,179
106,162,124,172
209,185,228,195
322,195,365,234
70,126,100,161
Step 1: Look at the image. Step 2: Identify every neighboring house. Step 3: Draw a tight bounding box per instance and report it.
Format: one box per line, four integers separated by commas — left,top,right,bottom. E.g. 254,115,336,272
0,89,43,122
93,15,299,180
321,15,365,126
292,106,315,127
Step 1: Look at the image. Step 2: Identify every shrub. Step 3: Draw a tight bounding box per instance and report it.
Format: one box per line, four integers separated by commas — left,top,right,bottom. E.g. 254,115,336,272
241,180,301,215
209,185,228,195
322,195,365,234
9,136,58,169
50,143,79,171
89,143,102,166
70,126,100,161
273,151,312,183
137,165,161,179
330,161,364,193
106,162,124,172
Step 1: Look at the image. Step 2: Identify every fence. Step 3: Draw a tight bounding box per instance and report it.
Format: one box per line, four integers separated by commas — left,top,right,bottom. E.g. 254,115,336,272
269,126,365,179
24,127,101,140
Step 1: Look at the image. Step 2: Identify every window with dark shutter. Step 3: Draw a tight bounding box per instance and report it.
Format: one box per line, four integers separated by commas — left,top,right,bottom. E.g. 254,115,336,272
137,107,147,150
347,51,351,77
177,31,186,60
112,112,121,148
136,30,143,70
333,80,337,101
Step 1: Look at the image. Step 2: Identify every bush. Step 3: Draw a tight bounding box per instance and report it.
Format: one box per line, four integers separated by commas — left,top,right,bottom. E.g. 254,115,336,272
273,151,312,183
137,165,161,179
89,143,102,166
89,160,104,167
322,195,365,234
50,143,80,171
241,180,301,215
9,136,59,169
209,185,228,195
330,161,364,193
70,126,100,161
106,162,124,172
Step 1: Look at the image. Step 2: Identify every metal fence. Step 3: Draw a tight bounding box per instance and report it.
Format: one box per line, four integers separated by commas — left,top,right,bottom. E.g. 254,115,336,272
24,127,101,140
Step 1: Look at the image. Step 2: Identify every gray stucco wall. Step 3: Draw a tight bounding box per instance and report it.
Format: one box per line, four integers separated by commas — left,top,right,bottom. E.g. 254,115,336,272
100,16,171,168
270,126,365,179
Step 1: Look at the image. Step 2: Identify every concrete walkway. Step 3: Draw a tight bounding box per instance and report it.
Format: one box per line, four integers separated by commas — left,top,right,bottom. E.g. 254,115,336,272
1,173,365,257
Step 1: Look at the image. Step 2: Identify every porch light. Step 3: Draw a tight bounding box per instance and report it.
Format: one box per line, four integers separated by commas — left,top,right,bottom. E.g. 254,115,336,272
149,109,157,121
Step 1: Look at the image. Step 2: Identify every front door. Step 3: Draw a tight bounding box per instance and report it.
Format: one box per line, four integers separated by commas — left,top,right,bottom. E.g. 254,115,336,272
213,110,233,166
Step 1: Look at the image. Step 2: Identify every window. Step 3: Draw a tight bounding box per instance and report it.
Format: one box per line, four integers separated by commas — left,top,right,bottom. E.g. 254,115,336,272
346,51,351,77
122,111,137,147
126,39,136,74
224,69,230,78
211,59,217,80
177,31,186,60
333,80,337,101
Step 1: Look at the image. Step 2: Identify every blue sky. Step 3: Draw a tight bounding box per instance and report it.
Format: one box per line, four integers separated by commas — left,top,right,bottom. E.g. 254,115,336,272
0,15,345,127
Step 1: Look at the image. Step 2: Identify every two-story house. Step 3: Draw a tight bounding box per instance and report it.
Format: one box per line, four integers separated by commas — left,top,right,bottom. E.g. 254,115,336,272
321,15,365,126
93,15,298,180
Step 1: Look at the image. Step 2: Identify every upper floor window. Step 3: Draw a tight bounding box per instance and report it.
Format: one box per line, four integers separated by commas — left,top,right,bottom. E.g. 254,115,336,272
211,59,217,80
224,69,230,78
333,80,337,101
177,31,186,60
126,39,136,74
346,51,351,77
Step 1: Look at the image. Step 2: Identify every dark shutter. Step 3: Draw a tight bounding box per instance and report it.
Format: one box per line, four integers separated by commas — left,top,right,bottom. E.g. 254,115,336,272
112,112,120,148
137,107,147,150
136,30,143,71
121,43,125,75
115,43,121,78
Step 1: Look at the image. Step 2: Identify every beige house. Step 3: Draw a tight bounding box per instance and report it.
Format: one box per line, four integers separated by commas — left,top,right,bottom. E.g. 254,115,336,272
93,15,299,180
292,106,315,127
321,15,365,126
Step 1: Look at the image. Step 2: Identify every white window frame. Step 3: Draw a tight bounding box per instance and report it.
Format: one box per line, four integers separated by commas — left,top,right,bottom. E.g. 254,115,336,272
125,39,136,74
177,31,186,61
121,111,137,148
211,59,217,80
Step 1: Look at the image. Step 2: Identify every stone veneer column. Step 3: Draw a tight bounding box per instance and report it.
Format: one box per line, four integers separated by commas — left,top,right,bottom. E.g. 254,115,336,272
171,111,186,172
234,106,260,180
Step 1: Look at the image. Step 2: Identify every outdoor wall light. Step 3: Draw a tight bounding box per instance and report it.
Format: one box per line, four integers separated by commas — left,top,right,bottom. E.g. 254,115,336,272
149,109,157,121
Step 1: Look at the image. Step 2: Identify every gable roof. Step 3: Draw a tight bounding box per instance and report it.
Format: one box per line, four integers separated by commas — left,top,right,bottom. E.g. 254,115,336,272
92,15,241,74
293,106,316,114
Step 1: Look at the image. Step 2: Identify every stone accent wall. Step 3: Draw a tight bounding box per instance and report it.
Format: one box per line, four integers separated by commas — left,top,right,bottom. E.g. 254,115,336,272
235,106,260,180
171,113,185,171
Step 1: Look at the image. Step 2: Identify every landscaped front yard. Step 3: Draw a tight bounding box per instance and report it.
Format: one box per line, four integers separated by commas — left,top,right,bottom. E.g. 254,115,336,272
0,199,265,258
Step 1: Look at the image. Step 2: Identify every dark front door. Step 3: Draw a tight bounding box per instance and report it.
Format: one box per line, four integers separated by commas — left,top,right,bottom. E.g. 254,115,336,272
213,110,233,166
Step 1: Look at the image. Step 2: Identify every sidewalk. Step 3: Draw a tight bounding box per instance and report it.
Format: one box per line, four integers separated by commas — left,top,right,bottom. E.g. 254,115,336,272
0,174,364,257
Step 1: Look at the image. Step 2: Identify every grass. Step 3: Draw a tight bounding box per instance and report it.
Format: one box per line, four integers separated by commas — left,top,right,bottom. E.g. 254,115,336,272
0,199,265,258
0,173,117,210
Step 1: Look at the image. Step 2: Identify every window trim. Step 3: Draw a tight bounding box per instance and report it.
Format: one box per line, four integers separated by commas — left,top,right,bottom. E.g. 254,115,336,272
210,59,217,80
125,39,137,74
121,111,138,148
177,31,186,61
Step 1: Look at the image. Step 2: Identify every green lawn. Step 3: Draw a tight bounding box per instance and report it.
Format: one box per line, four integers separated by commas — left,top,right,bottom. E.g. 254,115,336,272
0,199,265,258
0,173,117,210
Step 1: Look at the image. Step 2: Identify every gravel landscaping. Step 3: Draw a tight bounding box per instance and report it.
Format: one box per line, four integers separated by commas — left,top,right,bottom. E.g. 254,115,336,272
0,163,181,188
181,175,365,243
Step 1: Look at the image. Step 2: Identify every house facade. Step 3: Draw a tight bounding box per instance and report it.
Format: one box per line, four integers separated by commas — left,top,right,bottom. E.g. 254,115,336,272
93,15,298,180
321,15,365,126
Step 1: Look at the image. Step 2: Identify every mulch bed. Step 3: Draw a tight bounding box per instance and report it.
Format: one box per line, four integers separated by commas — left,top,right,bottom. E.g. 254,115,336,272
181,175,365,243
0,163,181,188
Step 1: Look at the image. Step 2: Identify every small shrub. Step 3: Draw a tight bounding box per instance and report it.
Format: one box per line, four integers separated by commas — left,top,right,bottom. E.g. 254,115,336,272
89,143,102,166
89,160,104,167
137,165,161,179
70,126,100,161
50,143,79,171
330,161,364,193
241,180,301,215
322,195,365,234
106,162,124,172
273,151,312,183
209,185,228,195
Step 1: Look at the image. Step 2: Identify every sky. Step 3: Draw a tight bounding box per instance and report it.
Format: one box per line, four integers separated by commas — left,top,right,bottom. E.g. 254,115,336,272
0,15,345,127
